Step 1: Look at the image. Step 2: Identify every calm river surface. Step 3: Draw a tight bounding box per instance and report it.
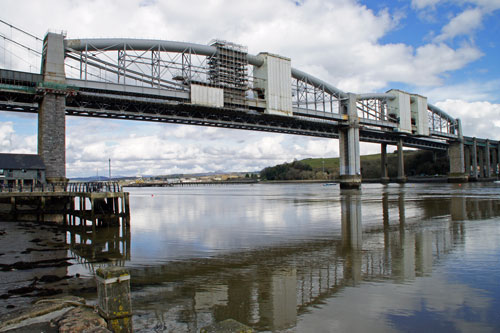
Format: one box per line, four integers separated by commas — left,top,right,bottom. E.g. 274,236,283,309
2,182,500,332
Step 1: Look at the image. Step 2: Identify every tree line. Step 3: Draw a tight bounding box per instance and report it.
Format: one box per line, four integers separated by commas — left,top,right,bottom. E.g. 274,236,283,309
260,150,449,181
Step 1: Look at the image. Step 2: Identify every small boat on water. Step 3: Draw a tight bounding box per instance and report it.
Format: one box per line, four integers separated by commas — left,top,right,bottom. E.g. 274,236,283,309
323,183,336,186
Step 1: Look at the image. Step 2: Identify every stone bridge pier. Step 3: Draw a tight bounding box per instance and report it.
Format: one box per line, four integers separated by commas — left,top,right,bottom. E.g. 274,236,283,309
38,33,67,183
448,141,467,182
447,119,468,183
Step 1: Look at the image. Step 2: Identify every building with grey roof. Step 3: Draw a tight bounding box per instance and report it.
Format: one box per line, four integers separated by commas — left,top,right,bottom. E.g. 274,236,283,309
0,153,46,186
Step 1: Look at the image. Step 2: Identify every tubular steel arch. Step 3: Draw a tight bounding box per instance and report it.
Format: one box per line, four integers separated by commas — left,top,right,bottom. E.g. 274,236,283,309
63,38,458,136
427,103,459,136
357,93,459,136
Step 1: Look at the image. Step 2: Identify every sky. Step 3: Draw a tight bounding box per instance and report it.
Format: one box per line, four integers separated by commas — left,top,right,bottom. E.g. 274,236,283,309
1,0,500,178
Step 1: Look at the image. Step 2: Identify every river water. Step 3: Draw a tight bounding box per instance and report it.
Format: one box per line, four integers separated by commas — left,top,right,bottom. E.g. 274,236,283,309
1,182,500,332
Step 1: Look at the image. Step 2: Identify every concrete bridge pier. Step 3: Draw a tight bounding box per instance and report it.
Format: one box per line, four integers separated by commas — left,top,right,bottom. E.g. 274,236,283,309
485,140,491,178
38,32,67,183
464,146,471,178
478,147,485,178
380,143,389,184
339,93,361,189
396,138,406,183
448,119,468,183
497,144,500,177
471,138,478,180
448,141,467,182
492,145,498,178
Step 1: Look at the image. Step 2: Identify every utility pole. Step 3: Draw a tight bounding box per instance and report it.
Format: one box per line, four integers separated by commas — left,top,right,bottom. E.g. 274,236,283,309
109,158,111,180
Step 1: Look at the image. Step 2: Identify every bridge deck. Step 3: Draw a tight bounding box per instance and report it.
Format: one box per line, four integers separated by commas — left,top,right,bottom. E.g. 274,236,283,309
0,69,457,150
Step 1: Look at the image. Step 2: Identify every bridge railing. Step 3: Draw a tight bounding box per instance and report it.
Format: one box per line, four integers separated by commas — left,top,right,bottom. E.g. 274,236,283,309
0,181,123,193
67,181,123,193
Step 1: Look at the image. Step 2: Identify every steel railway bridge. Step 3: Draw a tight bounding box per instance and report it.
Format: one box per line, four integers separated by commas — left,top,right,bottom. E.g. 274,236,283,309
0,30,498,188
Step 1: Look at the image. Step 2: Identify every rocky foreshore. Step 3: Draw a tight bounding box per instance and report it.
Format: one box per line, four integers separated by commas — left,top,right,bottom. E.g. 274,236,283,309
0,296,110,332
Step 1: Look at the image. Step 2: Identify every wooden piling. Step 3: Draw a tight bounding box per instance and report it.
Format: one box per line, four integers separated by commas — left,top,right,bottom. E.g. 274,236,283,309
0,190,130,227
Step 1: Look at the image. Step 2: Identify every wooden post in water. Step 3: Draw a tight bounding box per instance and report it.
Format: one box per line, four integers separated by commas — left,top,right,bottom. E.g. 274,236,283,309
90,195,96,231
40,196,45,223
96,267,133,332
124,193,130,224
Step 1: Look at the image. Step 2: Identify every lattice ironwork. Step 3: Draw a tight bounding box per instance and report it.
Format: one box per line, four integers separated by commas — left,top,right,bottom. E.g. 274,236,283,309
428,108,458,136
356,98,395,122
292,77,340,114
65,43,212,92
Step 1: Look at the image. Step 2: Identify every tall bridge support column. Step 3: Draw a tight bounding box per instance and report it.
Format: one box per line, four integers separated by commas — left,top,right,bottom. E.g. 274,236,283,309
339,93,361,189
380,143,389,184
491,147,498,177
471,138,478,180
396,139,406,183
38,33,67,183
448,142,467,182
497,144,500,177
485,140,491,178
464,146,471,177
448,119,467,183
478,148,485,178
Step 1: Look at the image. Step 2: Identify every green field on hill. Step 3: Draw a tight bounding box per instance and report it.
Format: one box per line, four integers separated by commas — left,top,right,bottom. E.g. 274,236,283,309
261,150,449,181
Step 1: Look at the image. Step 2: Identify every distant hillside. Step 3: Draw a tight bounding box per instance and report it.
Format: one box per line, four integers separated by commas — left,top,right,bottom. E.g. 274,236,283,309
260,150,449,181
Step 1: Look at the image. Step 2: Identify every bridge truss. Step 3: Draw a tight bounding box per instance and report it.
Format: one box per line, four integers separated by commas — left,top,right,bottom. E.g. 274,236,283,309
0,24,462,151
62,39,457,139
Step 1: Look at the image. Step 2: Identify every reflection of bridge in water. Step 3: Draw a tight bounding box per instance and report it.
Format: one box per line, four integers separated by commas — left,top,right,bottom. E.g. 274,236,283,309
94,190,498,332
1,23,499,188
67,223,130,272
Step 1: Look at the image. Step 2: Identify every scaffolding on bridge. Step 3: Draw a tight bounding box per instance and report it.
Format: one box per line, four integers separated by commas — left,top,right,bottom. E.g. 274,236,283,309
208,40,249,109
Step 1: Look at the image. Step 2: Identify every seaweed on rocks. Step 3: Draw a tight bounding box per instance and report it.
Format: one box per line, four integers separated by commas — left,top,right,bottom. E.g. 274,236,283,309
0,258,74,271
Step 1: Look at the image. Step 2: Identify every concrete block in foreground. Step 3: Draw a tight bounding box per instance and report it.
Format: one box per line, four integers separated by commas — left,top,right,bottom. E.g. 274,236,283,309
96,267,132,333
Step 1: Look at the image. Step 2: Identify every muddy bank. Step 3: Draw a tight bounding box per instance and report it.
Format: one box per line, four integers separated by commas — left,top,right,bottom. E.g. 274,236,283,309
0,221,97,317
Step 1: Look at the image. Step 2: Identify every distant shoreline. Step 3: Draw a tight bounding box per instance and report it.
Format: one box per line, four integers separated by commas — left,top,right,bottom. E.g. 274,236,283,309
121,176,499,187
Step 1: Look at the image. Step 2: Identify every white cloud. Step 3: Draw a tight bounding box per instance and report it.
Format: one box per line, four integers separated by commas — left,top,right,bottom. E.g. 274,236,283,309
411,0,500,50
240,135,289,160
411,0,441,9
413,0,500,11
435,99,500,139
419,79,500,103
0,121,36,154
62,117,337,177
475,0,500,11
435,8,483,42
413,43,482,85
0,122,14,149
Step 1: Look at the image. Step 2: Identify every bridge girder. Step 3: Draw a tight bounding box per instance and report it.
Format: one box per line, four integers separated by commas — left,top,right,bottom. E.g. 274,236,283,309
0,85,450,151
